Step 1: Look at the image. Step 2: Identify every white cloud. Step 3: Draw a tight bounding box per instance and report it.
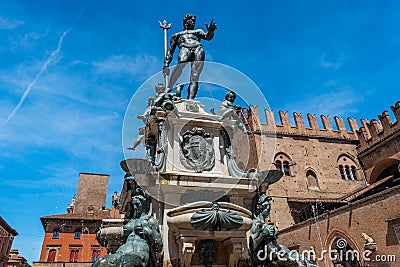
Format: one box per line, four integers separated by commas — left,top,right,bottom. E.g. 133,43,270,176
6,29,50,53
0,95,122,156
320,53,343,70
282,84,362,117
0,62,127,167
93,54,162,80
1,176,74,190
1,29,70,126
68,60,89,67
0,16,24,30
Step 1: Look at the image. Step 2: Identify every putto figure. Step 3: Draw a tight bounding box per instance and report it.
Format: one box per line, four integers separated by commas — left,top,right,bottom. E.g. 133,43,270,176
163,14,217,99
218,91,252,135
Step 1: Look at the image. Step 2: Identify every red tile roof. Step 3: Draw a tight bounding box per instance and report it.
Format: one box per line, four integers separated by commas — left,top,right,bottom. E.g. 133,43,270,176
40,210,111,221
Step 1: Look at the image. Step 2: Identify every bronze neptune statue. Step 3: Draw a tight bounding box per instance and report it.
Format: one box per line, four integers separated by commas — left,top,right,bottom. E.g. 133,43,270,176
163,14,217,99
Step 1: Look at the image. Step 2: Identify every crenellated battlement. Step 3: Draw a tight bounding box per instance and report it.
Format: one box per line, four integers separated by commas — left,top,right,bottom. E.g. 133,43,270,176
357,101,400,153
244,106,360,141
242,101,400,145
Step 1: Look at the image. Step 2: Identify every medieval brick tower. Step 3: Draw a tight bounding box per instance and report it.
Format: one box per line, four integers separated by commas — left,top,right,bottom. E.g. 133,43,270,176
34,173,118,267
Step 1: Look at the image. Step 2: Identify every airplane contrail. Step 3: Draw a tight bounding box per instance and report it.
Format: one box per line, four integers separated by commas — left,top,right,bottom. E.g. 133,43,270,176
1,0,93,126
1,29,70,126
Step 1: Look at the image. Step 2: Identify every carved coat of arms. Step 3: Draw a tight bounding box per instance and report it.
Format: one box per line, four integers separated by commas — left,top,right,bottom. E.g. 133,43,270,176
180,127,215,172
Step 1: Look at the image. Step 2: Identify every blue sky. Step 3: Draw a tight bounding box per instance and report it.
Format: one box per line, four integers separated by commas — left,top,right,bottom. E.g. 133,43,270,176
1,0,399,263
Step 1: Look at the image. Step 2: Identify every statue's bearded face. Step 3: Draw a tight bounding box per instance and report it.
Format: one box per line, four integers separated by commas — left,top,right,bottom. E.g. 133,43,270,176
132,197,143,215
184,17,196,30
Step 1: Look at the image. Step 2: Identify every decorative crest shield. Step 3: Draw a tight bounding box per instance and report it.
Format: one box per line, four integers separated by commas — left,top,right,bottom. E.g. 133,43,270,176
179,127,215,172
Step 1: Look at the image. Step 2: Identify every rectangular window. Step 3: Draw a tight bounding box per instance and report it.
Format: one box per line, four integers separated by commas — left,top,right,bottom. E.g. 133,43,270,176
47,249,57,262
283,162,290,176
395,226,400,244
74,231,81,239
69,249,79,262
53,230,59,239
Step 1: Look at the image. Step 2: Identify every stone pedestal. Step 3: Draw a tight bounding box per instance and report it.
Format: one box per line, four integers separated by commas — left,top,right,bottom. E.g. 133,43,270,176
118,98,281,267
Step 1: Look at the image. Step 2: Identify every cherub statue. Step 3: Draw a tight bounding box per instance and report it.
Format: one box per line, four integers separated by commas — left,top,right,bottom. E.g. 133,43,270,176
150,88,181,118
218,91,252,135
128,127,145,151
137,83,165,123
137,83,181,123
163,14,217,99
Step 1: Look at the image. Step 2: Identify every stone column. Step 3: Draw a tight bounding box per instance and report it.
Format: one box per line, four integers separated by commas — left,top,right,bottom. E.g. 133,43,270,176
177,238,196,267
224,237,247,267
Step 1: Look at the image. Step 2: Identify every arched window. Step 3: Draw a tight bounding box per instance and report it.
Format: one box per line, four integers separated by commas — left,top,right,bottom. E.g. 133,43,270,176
351,166,358,180
345,165,352,180
69,249,79,262
337,155,359,181
275,160,282,172
283,161,290,176
339,165,346,179
370,159,400,183
47,249,56,262
306,170,319,190
274,152,292,176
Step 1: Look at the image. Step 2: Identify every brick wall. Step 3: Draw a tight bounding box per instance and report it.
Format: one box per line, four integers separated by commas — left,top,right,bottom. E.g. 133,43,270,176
278,186,400,267
74,173,109,214
39,232,106,263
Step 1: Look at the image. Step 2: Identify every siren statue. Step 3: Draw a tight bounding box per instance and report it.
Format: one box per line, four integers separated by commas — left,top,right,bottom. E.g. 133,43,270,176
94,187,162,267
250,193,318,267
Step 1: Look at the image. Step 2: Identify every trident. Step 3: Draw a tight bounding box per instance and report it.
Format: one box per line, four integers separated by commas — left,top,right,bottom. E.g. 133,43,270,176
159,20,171,92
